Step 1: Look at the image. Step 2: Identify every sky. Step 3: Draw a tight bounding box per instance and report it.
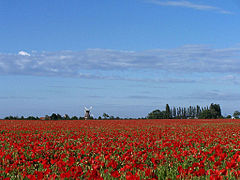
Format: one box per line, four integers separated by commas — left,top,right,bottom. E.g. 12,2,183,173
0,0,240,118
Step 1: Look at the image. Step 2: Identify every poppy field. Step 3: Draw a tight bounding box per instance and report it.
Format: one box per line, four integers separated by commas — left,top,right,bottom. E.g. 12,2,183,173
0,119,240,179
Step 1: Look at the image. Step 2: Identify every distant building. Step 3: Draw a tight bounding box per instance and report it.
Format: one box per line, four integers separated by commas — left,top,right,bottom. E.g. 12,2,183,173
84,110,90,120
84,107,92,120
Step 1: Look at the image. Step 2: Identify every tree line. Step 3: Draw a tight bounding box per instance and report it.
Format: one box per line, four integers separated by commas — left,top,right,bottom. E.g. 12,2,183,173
147,103,239,119
4,113,86,120
3,113,120,120
4,116,40,120
2,104,240,120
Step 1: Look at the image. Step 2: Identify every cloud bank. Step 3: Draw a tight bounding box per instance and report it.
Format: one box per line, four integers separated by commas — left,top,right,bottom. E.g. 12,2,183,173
147,0,232,14
178,91,240,101
1,45,240,74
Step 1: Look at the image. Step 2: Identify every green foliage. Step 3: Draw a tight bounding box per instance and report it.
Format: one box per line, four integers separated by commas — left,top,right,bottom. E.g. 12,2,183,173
233,111,240,119
209,103,222,118
26,116,38,120
198,109,212,119
4,115,39,120
63,114,70,120
147,109,166,119
103,113,110,119
148,103,223,119
50,113,58,120
71,116,78,120
165,104,171,119
199,103,222,119
109,115,115,119
226,115,232,119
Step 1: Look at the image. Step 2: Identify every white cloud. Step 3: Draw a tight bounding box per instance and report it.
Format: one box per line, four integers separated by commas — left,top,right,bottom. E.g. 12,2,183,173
18,51,31,56
0,45,240,84
147,0,232,14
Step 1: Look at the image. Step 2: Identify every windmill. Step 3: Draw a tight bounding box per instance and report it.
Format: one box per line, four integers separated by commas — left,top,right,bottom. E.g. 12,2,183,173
84,106,92,120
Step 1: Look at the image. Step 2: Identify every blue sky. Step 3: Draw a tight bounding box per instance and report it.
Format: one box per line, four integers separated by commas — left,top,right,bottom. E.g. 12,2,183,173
0,0,240,118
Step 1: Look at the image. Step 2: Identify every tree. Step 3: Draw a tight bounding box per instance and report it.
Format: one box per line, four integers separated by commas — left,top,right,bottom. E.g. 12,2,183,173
147,109,166,119
27,116,37,120
198,109,212,119
63,114,70,120
103,113,109,119
172,107,176,118
198,104,222,119
50,113,58,120
56,114,62,120
192,106,196,118
209,103,222,118
165,104,171,119
177,107,182,118
226,115,232,119
71,116,78,120
196,105,201,118
183,108,187,119
233,111,240,119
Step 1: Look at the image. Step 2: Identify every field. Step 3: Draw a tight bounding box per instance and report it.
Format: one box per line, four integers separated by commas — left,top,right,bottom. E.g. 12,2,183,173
0,119,240,179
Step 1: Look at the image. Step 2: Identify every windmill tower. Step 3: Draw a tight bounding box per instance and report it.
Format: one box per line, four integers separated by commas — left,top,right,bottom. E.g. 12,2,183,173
84,106,92,120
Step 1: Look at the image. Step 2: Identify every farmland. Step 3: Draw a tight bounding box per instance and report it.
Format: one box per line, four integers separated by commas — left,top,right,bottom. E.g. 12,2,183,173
0,119,240,179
